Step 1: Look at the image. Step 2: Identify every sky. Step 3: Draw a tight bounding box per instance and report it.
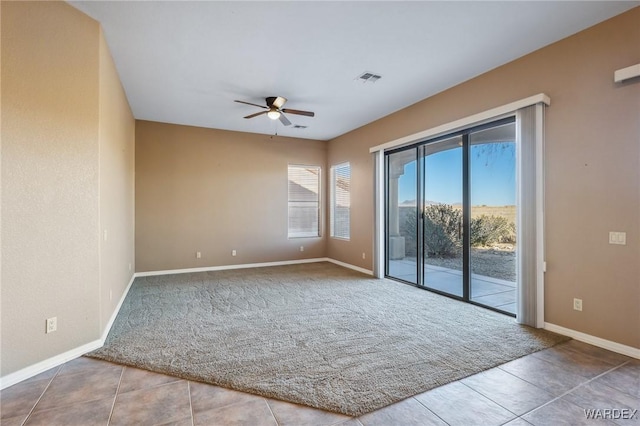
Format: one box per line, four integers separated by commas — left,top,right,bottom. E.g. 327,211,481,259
397,142,516,206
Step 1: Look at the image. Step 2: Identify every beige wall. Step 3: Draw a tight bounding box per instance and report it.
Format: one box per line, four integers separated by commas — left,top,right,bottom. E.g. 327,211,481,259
135,121,327,272
98,31,136,331
1,1,135,376
328,8,640,349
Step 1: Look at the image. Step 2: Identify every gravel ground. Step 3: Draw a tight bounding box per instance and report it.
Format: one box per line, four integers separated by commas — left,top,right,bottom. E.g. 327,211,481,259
425,245,516,282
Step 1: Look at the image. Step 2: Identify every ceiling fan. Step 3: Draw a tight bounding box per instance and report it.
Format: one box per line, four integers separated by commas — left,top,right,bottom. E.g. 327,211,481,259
234,96,314,126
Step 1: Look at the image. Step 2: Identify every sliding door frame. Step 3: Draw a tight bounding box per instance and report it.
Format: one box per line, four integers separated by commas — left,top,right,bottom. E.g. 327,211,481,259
372,93,549,326
384,117,516,316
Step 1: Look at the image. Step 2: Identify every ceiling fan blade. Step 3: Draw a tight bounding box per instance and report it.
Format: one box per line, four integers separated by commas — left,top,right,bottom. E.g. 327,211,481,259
244,111,268,119
279,113,292,126
282,108,315,117
272,96,287,109
235,100,268,109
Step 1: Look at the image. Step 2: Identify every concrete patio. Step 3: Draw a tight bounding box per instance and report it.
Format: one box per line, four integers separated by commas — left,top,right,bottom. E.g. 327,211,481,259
388,259,516,314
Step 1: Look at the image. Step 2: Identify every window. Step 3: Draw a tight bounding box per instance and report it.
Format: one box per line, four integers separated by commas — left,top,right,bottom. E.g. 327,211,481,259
330,162,351,240
288,165,321,238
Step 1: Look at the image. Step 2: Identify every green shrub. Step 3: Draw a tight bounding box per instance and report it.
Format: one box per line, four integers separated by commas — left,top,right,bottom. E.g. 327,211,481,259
399,205,515,258
423,204,462,257
401,208,418,257
470,215,515,246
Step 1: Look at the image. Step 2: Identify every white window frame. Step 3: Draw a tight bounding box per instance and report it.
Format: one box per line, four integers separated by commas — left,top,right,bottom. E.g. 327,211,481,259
287,164,321,239
330,162,351,240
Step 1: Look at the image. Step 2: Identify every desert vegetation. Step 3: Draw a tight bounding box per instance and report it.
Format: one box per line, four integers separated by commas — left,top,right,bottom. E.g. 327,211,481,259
399,203,516,281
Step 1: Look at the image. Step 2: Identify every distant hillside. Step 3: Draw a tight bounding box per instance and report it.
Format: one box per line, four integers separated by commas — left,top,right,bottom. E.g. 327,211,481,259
398,203,516,224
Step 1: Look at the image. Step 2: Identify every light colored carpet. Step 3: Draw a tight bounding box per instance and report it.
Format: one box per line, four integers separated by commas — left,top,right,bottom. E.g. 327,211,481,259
88,262,568,416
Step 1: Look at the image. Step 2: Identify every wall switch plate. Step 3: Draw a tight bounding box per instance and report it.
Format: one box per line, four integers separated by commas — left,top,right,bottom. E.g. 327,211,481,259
232,250,237,256
196,251,201,259
300,246,304,252
608,231,626,245
573,298,583,311
46,317,57,333
362,252,366,259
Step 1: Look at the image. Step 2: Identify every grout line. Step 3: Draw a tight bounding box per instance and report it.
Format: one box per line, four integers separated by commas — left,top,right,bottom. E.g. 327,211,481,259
187,381,195,426
20,364,63,425
106,366,125,425
263,398,281,426
412,395,451,425
512,360,631,419
459,381,520,420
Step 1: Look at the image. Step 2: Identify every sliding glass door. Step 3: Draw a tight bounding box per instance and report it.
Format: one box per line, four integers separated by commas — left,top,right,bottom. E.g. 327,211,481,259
421,136,463,298
469,123,517,313
386,149,418,284
385,118,516,316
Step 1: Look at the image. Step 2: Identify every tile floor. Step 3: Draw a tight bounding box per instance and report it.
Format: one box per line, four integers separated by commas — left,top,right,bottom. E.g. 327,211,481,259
389,259,517,314
1,340,638,425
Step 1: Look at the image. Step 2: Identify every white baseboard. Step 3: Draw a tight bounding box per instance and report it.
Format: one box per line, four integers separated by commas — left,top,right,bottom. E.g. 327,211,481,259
101,273,136,342
545,322,640,359
326,258,373,276
136,257,374,278
135,257,329,277
0,339,103,390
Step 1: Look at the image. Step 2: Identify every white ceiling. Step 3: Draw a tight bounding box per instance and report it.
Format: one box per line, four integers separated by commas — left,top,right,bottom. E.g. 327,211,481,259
70,1,637,141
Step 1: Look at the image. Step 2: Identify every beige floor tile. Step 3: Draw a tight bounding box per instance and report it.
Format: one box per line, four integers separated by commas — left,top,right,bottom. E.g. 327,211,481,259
498,353,589,396
33,367,122,412
531,345,618,379
522,398,616,425
267,398,350,426
1,377,50,420
358,397,446,426
595,361,640,399
58,357,122,377
336,419,364,426
193,398,277,426
563,381,640,423
118,366,183,394
462,367,555,415
155,416,193,426
189,381,265,413
560,341,633,366
1,414,31,426
109,380,191,426
415,381,516,426
503,417,534,425
23,396,113,426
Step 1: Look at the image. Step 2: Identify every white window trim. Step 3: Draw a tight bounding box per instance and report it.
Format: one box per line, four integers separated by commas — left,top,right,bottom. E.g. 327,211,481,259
330,162,351,241
369,93,550,153
287,164,322,239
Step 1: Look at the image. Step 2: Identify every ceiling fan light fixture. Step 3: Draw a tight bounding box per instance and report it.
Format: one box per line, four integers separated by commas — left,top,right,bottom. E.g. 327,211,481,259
267,109,281,120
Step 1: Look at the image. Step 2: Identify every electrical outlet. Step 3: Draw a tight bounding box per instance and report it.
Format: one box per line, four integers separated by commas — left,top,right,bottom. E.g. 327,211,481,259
128,263,132,271
362,252,366,259
196,251,201,259
109,289,113,301
609,231,626,245
46,317,57,333
573,298,583,311
232,250,237,257
300,246,304,252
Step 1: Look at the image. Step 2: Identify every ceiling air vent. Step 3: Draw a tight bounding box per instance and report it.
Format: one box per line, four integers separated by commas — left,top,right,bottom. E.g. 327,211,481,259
356,71,382,83
293,125,308,129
